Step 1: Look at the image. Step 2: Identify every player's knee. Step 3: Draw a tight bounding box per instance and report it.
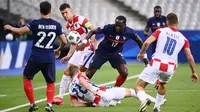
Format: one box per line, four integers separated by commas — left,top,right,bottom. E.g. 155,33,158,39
120,71,128,79
86,68,96,79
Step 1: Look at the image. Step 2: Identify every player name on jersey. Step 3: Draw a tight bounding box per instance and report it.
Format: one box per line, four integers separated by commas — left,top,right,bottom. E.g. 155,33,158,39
38,24,57,30
166,31,179,39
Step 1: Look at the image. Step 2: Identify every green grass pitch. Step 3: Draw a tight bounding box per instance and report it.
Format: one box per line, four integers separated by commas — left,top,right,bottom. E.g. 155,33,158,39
0,64,200,112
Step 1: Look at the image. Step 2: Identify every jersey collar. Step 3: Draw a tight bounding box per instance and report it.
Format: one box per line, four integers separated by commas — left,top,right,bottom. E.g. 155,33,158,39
169,26,178,32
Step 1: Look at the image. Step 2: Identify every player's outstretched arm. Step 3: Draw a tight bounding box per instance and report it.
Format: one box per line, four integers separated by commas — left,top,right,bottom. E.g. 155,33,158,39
60,44,76,63
85,28,99,40
184,48,199,82
54,34,67,58
144,26,150,37
137,35,156,61
4,25,30,35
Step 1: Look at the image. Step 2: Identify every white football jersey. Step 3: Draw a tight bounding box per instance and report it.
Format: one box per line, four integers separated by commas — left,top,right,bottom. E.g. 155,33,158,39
69,72,101,103
152,27,190,64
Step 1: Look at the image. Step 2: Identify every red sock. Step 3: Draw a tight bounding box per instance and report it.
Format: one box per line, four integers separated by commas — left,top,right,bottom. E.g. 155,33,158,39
114,75,127,87
23,79,35,104
46,83,55,104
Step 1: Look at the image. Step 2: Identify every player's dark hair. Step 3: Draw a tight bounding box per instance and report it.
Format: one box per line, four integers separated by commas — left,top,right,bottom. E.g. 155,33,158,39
68,65,79,77
60,3,71,10
154,5,161,10
167,13,178,25
40,1,51,15
115,15,126,24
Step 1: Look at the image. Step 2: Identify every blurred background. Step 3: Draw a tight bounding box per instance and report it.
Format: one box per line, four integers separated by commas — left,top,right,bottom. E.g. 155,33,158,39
0,0,200,75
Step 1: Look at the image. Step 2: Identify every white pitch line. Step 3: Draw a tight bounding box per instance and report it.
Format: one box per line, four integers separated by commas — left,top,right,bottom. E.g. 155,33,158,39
0,95,7,97
0,75,139,112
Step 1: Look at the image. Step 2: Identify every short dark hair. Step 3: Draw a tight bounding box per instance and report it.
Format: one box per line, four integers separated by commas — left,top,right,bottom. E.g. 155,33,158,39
115,15,126,24
60,3,71,10
167,13,178,25
154,5,161,10
68,65,79,76
40,1,51,15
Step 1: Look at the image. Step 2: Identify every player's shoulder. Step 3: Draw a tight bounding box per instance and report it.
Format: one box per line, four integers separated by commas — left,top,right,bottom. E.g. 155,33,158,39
148,16,155,21
161,15,167,20
101,24,114,29
125,26,136,33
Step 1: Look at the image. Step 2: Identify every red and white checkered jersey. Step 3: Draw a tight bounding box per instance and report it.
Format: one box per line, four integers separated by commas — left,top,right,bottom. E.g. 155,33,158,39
152,27,190,64
69,72,106,105
66,15,95,51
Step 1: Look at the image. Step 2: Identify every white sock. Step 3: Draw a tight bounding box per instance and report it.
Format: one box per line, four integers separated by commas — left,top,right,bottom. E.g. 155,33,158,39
59,75,70,99
137,90,147,103
155,93,165,107
130,89,137,97
146,94,156,103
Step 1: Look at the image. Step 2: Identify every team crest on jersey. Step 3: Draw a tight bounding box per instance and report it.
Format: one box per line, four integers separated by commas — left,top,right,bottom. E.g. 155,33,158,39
163,22,165,26
157,22,160,27
116,35,120,40
123,36,126,40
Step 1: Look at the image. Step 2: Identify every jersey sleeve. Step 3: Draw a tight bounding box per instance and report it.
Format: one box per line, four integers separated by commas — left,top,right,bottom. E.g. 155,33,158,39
26,19,35,31
57,23,64,36
184,39,190,48
146,18,152,27
130,29,139,40
77,15,90,27
152,29,161,39
77,73,87,80
97,24,109,34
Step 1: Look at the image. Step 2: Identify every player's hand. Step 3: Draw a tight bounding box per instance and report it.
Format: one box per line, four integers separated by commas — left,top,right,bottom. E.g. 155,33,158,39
54,50,61,58
191,73,199,83
4,25,12,31
60,55,70,63
76,43,86,51
137,53,144,61
92,90,101,97
143,58,149,66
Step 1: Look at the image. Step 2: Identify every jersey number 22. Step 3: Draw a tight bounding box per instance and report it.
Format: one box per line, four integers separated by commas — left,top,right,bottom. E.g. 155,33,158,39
35,31,56,49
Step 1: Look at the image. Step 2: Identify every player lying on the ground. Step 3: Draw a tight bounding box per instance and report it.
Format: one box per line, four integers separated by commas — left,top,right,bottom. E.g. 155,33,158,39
67,65,166,107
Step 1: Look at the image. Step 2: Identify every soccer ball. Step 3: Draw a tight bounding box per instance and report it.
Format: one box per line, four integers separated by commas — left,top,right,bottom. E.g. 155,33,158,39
67,31,81,44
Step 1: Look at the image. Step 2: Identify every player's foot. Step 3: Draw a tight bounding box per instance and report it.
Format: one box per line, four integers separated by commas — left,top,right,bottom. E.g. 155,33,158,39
160,98,167,106
153,107,160,112
29,103,38,112
45,104,54,112
138,99,151,112
52,97,63,106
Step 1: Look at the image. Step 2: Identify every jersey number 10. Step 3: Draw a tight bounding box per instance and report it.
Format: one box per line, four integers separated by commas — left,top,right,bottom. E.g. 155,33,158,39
35,31,56,49
163,37,177,55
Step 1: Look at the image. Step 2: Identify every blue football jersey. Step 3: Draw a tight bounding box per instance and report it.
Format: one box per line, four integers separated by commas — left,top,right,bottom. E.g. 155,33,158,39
26,18,64,63
146,16,167,33
97,24,138,53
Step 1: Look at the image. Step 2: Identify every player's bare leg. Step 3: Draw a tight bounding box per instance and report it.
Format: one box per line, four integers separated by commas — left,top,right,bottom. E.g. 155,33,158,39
135,78,151,112
85,67,97,79
23,76,38,112
114,64,128,87
53,63,73,105
154,82,167,112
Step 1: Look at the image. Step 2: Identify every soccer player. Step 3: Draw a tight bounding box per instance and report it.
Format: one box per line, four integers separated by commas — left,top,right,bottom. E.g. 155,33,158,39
144,5,167,89
4,1,67,112
67,65,161,107
144,6,167,54
52,3,96,105
135,13,199,112
77,15,148,87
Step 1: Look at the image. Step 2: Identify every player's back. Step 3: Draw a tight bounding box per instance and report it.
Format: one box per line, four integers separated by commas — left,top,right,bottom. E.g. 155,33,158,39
153,27,188,64
69,72,102,103
27,18,63,63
